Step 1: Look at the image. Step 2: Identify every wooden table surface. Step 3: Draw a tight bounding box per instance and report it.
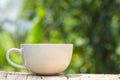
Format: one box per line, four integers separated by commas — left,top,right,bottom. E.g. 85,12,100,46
0,71,120,80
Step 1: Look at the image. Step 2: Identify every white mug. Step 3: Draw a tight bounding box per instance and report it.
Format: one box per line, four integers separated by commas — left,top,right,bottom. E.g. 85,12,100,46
6,44,73,75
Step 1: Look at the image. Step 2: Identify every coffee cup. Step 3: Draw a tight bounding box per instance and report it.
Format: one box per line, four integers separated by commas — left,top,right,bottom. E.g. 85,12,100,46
6,44,73,75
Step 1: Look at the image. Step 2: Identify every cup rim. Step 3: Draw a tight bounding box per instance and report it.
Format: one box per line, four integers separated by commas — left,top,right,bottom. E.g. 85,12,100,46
21,44,73,46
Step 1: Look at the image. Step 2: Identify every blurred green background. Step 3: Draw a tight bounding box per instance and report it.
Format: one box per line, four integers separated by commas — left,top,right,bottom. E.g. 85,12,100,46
0,0,120,74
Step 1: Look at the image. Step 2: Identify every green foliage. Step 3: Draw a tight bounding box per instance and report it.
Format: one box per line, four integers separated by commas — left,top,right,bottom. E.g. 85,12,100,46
0,0,120,74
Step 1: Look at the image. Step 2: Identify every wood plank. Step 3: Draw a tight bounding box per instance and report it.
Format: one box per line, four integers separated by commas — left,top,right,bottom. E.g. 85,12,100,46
1,71,120,80
6,72,27,80
27,74,42,80
41,75,67,80
67,74,120,80
27,74,67,80
0,71,7,80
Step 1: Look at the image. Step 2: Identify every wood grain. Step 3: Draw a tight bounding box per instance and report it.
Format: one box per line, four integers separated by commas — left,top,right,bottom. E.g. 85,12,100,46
0,71,7,80
0,71,120,80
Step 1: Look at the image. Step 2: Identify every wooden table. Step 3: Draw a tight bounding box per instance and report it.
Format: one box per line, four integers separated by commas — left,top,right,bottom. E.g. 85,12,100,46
0,71,120,80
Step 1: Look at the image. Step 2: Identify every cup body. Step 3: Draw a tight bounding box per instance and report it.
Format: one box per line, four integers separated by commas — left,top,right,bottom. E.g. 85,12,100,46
21,44,73,75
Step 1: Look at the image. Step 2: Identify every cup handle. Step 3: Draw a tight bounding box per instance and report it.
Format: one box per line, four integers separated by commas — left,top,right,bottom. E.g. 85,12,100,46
6,48,26,69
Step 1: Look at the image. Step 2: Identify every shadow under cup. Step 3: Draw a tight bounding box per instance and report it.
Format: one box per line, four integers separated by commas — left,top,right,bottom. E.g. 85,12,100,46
6,44,73,75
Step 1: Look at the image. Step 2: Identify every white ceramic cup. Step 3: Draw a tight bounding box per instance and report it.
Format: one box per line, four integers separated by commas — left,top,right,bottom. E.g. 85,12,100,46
6,44,73,75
